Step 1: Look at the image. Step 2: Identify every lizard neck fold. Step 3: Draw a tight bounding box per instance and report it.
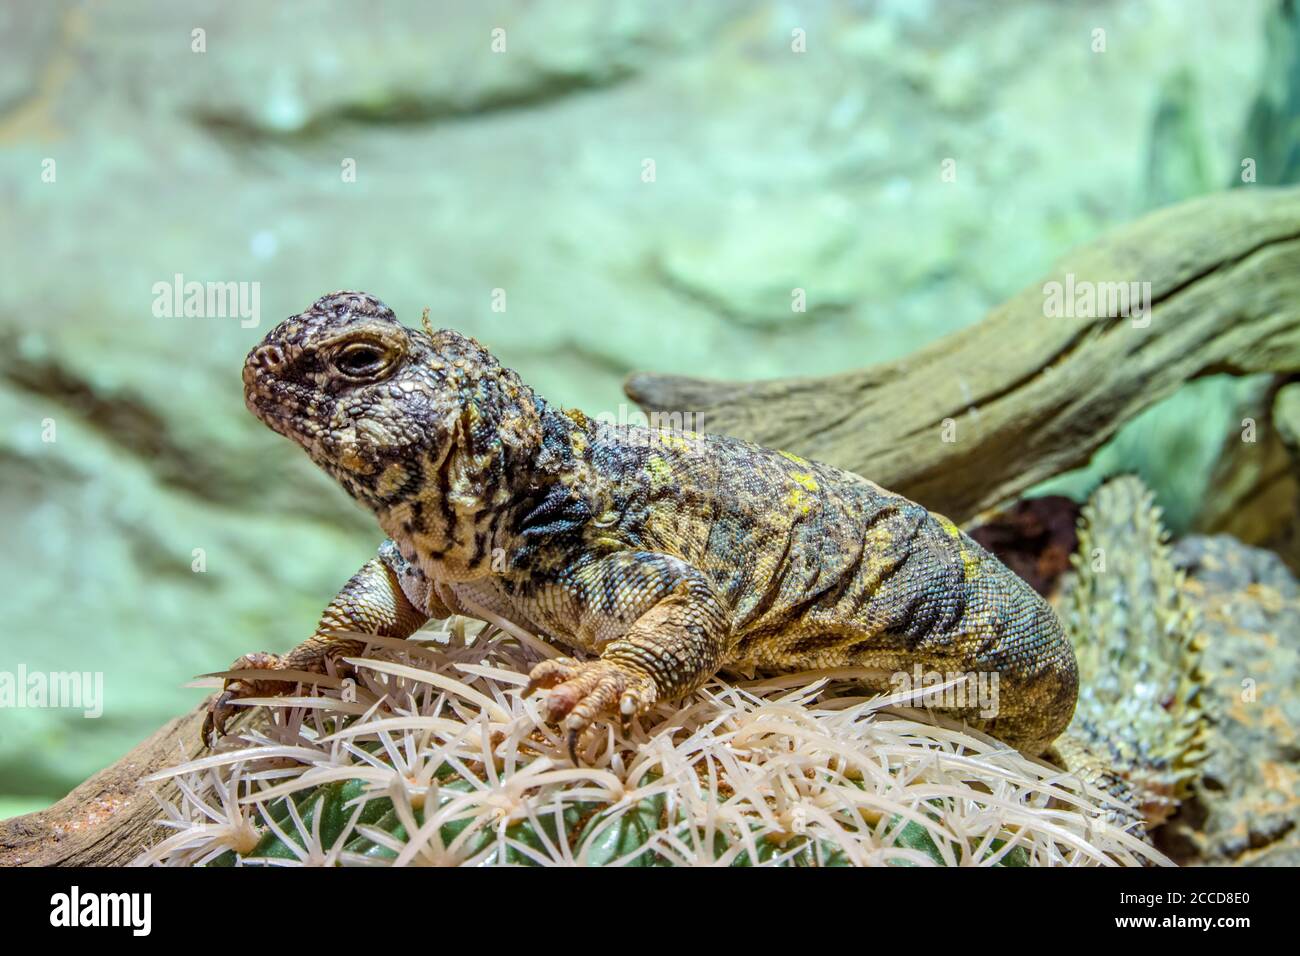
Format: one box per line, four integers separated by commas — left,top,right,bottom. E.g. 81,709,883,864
376,381,607,583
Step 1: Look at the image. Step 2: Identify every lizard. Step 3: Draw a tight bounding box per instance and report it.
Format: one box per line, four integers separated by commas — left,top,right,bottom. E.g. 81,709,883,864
207,290,1083,770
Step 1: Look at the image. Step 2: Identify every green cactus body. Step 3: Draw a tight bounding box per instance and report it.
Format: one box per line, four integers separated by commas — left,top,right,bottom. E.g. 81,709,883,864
1056,476,1208,828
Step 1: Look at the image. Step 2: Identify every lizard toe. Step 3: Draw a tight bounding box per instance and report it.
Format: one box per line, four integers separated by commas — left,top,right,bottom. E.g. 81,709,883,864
203,651,289,742
535,660,656,760
521,657,581,698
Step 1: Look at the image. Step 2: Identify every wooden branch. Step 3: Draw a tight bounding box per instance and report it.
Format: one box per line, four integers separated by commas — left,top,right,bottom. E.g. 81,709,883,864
626,188,1300,523
0,700,213,866
1193,377,1300,571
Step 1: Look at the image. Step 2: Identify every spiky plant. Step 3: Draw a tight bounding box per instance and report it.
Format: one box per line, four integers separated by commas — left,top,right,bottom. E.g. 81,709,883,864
136,617,1164,867
1057,475,1208,826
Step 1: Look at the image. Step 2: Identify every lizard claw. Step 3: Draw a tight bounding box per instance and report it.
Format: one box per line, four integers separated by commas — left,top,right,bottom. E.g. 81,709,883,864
523,658,657,762
201,651,286,744
202,690,238,744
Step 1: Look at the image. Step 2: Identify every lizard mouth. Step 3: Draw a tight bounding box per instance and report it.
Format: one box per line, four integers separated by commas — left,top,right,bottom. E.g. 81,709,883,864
243,390,303,447
243,387,280,431
242,361,274,417
241,357,301,442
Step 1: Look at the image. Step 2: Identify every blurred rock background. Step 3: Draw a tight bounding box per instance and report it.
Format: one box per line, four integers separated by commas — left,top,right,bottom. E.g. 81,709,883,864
0,0,1296,815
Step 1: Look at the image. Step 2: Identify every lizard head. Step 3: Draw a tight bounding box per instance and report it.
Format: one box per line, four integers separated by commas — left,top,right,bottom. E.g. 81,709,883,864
244,290,544,520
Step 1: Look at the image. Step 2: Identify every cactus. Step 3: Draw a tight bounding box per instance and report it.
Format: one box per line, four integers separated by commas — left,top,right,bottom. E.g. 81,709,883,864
139,620,1163,866
1058,475,1208,827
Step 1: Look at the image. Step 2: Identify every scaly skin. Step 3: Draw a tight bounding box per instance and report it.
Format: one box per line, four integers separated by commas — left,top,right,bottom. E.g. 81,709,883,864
208,291,1079,761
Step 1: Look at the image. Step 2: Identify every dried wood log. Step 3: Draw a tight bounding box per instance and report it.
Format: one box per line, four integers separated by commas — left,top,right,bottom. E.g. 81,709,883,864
626,188,1300,523
1193,377,1300,571
0,701,213,866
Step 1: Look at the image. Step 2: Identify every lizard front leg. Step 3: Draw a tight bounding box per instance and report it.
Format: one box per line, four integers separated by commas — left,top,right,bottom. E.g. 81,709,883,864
203,540,438,741
522,551,730,760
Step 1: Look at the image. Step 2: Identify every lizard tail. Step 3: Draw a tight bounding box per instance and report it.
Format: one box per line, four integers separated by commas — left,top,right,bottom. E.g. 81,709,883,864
1051,475,1209,833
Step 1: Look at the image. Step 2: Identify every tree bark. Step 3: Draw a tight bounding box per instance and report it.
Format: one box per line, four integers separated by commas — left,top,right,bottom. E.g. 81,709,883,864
0,701,213,866
1193,377,1300,571
626,188,1300,524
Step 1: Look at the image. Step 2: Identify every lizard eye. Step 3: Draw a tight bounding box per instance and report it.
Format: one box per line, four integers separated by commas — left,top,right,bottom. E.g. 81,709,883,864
334,341,392,380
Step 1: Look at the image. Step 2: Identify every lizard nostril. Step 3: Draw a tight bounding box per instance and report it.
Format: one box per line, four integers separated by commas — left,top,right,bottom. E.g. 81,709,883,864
251,344,284,371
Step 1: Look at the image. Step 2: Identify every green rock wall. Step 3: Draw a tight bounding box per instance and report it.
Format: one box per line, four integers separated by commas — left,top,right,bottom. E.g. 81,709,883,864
0,0,1286,808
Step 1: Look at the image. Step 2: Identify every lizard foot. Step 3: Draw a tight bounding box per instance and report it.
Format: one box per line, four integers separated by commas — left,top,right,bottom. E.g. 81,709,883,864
523,657,657,762
202,651,294,743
